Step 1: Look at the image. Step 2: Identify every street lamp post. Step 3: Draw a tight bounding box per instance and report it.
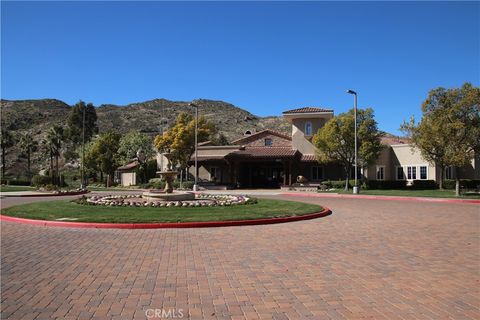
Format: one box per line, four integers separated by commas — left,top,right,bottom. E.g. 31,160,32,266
81,105,86,189
190,102,199,192
346,89,359,194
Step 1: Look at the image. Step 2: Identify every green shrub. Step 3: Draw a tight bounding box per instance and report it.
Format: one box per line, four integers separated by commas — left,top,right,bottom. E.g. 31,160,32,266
412,180,438,189
365,180,407,189
42,184,58,191
5,179,31,186
321,179,357,189
31,175,52,187
463,180,480,189
443,179,480,190
175,181,194,190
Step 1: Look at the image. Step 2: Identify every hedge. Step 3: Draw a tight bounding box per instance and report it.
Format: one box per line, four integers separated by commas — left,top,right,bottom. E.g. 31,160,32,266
443,179,480,190
31,175,52,187
364,180,407,190
3,179,31,186
320,180,357,189
411,180,438,190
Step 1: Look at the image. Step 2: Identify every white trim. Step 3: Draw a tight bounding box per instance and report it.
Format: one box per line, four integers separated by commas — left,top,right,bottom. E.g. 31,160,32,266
396,164,429,181
376,165,385,180
419,165,428,180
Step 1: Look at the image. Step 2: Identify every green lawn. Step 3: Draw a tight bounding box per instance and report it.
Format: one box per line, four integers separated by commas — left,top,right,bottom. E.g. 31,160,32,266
334,188,480,199
1,199,323,223
0,185,35,192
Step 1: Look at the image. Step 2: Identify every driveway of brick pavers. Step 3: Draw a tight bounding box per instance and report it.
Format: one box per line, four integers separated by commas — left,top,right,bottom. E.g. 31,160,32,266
1,195,479,320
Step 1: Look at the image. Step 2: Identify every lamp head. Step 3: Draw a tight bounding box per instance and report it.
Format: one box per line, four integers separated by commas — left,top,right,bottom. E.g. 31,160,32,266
346,89,357,95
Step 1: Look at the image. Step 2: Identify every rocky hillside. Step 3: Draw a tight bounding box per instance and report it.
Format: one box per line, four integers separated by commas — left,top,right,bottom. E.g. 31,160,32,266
0,98,290,176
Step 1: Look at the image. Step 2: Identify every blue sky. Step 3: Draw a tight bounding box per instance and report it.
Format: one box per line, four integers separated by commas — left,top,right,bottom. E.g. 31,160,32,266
1,1,479,135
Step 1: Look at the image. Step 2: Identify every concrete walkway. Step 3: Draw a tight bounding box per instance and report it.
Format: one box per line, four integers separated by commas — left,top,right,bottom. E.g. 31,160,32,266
1,194,479,319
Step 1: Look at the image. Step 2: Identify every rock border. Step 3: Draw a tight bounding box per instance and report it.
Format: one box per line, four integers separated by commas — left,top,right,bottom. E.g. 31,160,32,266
0,207,331,229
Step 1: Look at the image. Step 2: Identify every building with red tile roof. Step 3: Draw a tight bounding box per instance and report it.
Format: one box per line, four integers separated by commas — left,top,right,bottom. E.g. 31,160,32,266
117,106,479,187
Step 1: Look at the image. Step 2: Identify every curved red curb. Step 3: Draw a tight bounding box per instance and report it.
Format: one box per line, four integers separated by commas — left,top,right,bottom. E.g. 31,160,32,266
0,208,331,229
1,191,90,198
282,192,480,204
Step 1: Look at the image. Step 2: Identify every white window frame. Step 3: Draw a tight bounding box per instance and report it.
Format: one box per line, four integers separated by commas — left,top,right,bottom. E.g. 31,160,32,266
305,121,313,136
399,164,429,181
419,165,428,180
311,166,323,181
376,165,385,181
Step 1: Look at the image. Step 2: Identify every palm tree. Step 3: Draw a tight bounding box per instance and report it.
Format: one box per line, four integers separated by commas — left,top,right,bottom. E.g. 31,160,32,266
1,128,15,178
19,133,38,177
46,125,64,185
41,138,54,184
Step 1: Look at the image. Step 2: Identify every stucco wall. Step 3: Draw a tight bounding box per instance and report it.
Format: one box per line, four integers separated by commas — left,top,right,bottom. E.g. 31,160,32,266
365,146,392,180
291,118,326,154
121,172,136,186
188,164,230,183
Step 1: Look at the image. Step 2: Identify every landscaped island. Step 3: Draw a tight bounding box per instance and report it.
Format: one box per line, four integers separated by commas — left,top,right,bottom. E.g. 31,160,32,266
1,198,323,223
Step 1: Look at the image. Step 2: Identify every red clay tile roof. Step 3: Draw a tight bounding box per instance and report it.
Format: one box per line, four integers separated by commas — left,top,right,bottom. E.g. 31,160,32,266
227,147,299,159
231,129,291,144
283,107,333,114
300,154,317,162
117,161,139,171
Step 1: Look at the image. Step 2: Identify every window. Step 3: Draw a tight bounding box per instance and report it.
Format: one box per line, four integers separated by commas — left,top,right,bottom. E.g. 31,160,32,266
396,167,405,180
376,166,385,180
264,138,272,146
305,122,312,136
210,167,220,182
311,166,323,180
407,166,417,180
445,166,453,180
420,166,427,180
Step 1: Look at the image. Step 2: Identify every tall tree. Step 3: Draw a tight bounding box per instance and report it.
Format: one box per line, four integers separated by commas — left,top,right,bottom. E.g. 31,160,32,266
154,112,217,170
66,100,98,147
313,108,383,190
84,132,121,186
18,133,38,176
401,83,480,193
211,133,230,146
0,128,15,178
41,138,55,183
46,125,64,185
117,130,155,165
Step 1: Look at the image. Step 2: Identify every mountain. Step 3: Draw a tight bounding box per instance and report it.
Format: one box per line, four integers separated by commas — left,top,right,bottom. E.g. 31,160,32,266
0,98,290,176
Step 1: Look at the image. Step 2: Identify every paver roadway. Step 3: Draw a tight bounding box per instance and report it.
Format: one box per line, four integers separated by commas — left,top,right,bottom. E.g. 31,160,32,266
1,191,479,319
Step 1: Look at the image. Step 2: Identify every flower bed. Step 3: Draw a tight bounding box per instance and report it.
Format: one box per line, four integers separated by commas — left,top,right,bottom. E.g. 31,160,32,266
75,194,256,208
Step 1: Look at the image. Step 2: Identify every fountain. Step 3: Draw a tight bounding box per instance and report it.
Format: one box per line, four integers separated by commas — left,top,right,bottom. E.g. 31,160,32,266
142,152,195,201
